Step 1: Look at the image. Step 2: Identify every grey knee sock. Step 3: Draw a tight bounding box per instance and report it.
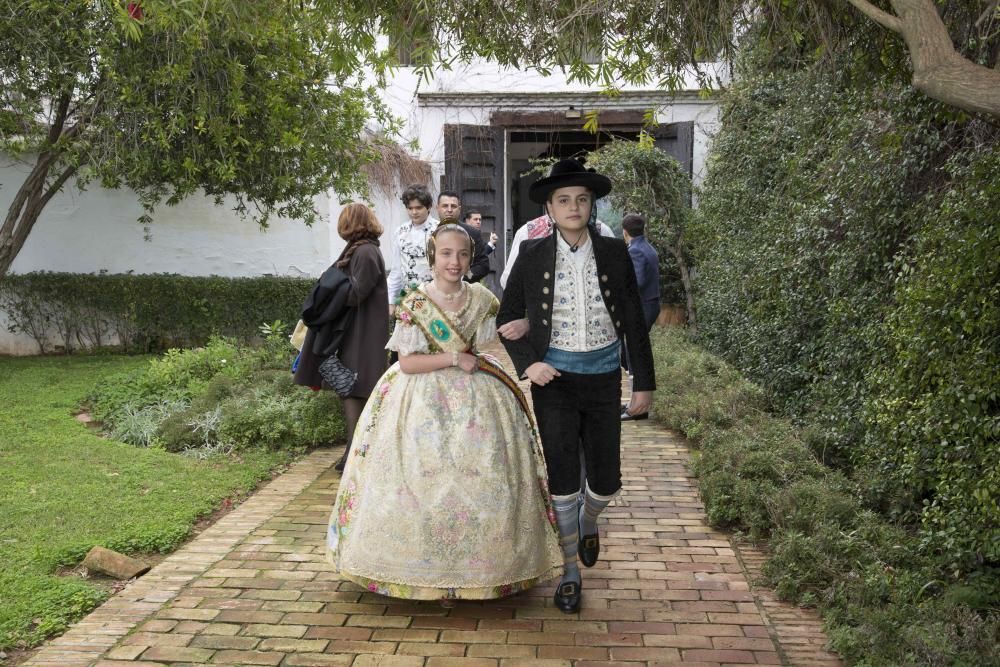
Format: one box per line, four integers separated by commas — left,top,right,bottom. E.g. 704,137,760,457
579,483,616,536
552,492,581,585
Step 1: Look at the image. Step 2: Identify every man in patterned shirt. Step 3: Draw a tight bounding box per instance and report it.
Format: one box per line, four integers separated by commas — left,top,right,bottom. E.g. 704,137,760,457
387,184,437,316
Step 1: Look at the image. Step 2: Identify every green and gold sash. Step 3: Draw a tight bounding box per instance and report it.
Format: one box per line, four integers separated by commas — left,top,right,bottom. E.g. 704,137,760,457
398,288,471,353
398,287,533,421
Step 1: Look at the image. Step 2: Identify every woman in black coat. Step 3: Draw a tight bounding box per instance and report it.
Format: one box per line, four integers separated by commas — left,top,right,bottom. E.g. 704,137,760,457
296,203,389,470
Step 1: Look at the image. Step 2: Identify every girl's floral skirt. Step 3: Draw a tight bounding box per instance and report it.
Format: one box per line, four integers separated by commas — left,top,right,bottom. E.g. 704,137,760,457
326,363,563,600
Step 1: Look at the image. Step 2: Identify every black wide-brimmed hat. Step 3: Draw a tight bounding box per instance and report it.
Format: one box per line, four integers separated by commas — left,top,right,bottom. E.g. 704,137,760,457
528,158,612,204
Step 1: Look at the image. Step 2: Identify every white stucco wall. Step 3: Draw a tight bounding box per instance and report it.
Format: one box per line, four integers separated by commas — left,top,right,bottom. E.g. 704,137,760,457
381,62,723,186
1,160,333,278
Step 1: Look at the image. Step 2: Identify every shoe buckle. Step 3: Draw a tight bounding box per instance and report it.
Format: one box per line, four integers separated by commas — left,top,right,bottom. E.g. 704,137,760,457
559,582,577,596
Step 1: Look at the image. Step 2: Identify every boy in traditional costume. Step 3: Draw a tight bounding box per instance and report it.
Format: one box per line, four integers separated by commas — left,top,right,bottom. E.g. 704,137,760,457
498,158,656,613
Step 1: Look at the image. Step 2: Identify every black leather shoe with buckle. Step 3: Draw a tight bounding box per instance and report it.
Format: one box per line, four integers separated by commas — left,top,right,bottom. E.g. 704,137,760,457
579,533,600,567
554,580,582,613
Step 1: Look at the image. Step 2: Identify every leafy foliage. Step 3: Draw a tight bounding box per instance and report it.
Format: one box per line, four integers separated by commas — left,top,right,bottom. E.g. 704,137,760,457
0,354,289,650
0,0,392,221
693,55,1000,572
0,0,402,277
393,1,1000,122
88,329,345,456
586,140,693,308
865,150,1000,572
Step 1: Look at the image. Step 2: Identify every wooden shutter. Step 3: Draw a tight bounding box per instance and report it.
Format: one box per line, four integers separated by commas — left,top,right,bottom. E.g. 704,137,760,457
442,124,504,293
652,121,694,177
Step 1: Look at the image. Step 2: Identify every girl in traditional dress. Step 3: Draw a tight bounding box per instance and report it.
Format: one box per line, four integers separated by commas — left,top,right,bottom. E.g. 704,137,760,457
327,224,563,601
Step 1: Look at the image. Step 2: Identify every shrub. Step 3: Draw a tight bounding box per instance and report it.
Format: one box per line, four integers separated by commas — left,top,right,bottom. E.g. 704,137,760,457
89,331,345,455
107,398,190,448
863,149,1000,572
649,327,767,441
215,371,344,451
693,57,1000,573
587,139,695,313
647,328,1000,665
0,272,312,353
694,419,839,540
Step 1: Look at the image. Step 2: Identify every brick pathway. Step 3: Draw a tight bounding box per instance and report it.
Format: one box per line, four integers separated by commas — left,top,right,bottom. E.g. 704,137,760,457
25,347,842,667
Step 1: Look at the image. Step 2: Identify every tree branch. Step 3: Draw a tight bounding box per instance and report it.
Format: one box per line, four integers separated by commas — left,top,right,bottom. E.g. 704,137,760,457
846,0,1000,119
976,0,999,28
39,166,78,209
846,0,903,33
45,92,72,147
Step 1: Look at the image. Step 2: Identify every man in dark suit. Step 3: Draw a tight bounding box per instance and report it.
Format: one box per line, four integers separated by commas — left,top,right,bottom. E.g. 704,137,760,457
436,190,490,283
497,158,656,614
622,214,662,331
621,214,662,421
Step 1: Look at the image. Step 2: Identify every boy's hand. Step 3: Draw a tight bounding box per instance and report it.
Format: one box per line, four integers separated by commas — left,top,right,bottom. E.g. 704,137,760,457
625,390,652,416
498,318,530,340
526,362,560,386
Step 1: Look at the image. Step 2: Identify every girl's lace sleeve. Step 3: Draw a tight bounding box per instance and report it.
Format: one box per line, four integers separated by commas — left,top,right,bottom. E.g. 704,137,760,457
386,321,430,354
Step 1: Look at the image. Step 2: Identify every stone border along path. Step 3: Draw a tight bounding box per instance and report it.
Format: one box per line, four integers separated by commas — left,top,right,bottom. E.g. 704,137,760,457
25,344,842,667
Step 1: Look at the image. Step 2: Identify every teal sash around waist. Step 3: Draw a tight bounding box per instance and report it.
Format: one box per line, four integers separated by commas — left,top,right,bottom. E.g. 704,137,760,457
543,341,621,374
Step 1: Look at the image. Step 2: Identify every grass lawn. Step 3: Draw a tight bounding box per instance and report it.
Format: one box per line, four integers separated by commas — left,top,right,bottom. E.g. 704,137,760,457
0,355,294,651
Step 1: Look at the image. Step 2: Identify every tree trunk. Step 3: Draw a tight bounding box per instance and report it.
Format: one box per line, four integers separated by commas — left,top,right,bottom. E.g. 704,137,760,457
0,94,83,280
848,0,1000,119
668,239,697,332
0,157,76,279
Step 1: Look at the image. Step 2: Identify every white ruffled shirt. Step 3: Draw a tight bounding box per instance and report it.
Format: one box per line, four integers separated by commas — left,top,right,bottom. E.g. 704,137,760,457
386,218,438,303
549,233,618,352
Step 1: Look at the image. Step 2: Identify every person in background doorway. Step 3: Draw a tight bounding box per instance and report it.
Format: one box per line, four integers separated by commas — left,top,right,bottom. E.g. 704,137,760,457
464,208,498,255
387,184,437,317
622,214,661,332
436,191,490,283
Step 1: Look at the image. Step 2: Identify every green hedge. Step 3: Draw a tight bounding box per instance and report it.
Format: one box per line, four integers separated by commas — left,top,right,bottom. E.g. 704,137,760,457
649,327,999,666
0,272,313,353
692,62,1000,574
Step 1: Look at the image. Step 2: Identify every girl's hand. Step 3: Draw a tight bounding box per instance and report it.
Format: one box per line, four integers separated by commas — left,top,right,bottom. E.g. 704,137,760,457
457,352,478,374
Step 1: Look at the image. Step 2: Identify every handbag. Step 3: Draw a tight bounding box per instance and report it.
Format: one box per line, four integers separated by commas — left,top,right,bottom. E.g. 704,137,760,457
289,319,308,351
318,355,358,397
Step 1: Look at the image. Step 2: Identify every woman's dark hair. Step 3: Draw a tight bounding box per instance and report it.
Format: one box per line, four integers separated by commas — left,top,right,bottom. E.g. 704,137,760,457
401,184,433,208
